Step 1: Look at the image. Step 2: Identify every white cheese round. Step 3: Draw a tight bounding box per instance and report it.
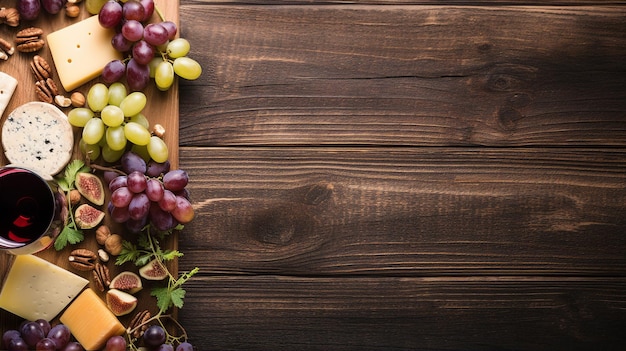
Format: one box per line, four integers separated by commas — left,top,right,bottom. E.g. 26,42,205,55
2,102,74,178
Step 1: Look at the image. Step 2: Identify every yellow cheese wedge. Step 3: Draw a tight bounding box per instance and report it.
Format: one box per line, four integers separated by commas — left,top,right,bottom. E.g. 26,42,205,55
0,254,88,321
60,289,126,351
47,15,123,91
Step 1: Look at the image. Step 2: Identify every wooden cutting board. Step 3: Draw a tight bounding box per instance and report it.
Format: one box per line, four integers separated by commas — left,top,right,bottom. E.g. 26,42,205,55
0,0,180,332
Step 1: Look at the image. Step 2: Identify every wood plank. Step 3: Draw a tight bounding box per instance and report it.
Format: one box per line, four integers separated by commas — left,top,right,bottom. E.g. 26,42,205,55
177,5,626,147
178,147,626,276
177,275,626,350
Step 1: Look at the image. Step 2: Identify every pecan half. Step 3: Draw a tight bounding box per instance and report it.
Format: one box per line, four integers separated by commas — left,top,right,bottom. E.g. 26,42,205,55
31,55,52,81
15,27,45,53
92,262,111,292
68,248,98,271
0,7,20,27
0,37,14,58
35,78,59,104
128,310,151,338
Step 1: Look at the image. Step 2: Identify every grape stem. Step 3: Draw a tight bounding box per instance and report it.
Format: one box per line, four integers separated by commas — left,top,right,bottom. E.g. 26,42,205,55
127,313,188,350
154,4,167,22
89,163,126,176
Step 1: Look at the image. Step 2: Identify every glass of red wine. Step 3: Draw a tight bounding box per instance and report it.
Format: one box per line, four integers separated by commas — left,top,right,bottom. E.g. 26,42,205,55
0,166,67,255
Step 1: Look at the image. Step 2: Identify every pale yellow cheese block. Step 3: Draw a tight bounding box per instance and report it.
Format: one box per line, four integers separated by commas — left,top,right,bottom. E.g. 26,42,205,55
47,15,123,92
0,254,89,321
60,288,126,351
0,71,18,118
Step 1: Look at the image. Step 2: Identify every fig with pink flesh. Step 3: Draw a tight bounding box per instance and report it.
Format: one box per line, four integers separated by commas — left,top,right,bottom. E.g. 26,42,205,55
74,204,105,229
109,271,143,294
106,289,137,316
139,258,168,280
75,172,105,205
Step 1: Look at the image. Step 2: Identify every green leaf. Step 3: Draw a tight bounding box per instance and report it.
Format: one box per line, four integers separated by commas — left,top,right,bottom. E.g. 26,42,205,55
61,159,85,189
54,226,84,251
115,241,140,266
56,179,70,192
169,288,186,308
151,287,172,313
162,250,183,261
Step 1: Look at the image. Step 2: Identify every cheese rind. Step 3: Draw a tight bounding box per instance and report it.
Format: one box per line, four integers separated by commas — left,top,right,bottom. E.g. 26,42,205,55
0,254,89,321
1,101,74,178
60,289,126,351
47,15,123,91
0,71,18,118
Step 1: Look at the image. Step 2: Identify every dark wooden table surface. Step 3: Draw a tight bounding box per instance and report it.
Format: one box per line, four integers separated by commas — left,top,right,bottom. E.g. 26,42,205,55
176,0,626,349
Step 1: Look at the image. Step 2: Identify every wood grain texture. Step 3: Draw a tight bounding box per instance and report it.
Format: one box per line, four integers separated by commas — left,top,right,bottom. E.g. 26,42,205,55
178,147,626,276
178,5,626,147
178,276,626,350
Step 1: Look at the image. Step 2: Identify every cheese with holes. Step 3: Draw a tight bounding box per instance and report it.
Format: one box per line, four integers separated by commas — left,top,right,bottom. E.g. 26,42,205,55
47,15,123,91
60,288,126,351
0,71,18,118
0,254,89,321
1,102,74,178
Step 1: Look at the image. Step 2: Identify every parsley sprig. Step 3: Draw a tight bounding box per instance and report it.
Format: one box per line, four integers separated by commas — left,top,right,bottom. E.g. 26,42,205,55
54,160,90,250
116,225,199,314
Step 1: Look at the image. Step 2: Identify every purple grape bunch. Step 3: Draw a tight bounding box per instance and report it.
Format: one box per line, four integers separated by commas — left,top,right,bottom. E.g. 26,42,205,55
98,0,179,91
2,321,81,351
105,151,194,233
17,0,66,20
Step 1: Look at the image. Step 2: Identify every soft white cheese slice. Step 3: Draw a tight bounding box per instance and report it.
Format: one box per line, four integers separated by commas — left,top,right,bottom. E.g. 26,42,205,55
2,102,74,178
0,71,18,118
0,254,89,322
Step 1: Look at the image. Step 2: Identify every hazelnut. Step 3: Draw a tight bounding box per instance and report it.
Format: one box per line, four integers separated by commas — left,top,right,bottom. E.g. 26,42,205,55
65,5,80,18
67,189,81,205
95,225,112,245
152,124,166,138
104,234,123,256
70,91,85,107
55,95,72,107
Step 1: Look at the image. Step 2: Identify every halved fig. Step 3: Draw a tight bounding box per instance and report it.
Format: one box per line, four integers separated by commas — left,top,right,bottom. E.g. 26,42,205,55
74,204,105,229
106,289,137,316
139,258,168,280
75,172,105,205
109,271,143,294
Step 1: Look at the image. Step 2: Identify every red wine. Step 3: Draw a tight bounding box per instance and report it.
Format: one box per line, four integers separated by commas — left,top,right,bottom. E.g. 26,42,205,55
0,167,56,249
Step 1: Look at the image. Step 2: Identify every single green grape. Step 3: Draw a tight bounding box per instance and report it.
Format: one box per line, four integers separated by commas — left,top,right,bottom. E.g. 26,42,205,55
105,125,127,151
87,83,109,112
148,57,162,78
120,92,147,117
79,138,101,161
173,57,202,80
82,117,105,145
129,113,150,130
101,144,125,163
155,61,175,91
167,38,190,59
101,105,125,127
68,108,94,127
108,82,128,107
147,136,169,163
124,121,151,146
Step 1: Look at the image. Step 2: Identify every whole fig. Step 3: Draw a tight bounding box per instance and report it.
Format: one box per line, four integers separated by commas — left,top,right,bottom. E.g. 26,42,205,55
17,0,40,21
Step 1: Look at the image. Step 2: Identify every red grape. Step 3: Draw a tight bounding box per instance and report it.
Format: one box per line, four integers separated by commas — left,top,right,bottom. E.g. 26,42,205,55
158,190,177,212
110,205,131,223
150,204,176,231
163,169,189,192
122,0,145,21
176,342,194,351
171,195,195,224
126,58,151,91
47,325,70,351
143,326,166,348
105,336,126,351
99,1,123,28
111,32,133,52
129,193,150,220
146,178,165,202
143,23,169,46
160,21,178,40
41,0,65,15
121,151,147,174
140,0,155,22
108,175,128,192
35,338,56,351
102,60,126,84
132,40,156,65
17,0,41,20
127,171,147,193
122,20,144,42
111,186,133,207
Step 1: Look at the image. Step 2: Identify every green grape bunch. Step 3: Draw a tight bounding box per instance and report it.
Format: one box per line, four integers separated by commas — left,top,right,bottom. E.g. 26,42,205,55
68,83,169,164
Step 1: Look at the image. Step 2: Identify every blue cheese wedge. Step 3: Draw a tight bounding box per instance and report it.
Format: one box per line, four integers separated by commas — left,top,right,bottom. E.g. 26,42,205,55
1,102,74,178
0,71,18,118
